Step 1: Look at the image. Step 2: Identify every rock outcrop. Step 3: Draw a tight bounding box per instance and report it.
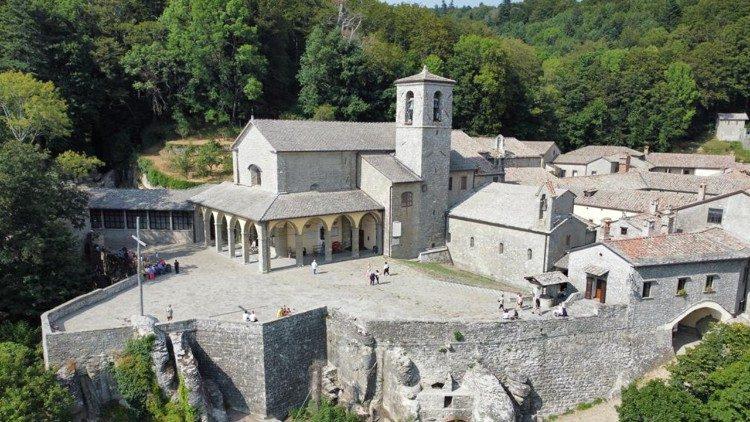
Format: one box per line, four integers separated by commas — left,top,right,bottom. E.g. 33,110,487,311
462,364,517,422
131,314,178,399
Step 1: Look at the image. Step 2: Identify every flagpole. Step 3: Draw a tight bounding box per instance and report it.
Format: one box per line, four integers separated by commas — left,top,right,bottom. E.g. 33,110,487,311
136,217,144,316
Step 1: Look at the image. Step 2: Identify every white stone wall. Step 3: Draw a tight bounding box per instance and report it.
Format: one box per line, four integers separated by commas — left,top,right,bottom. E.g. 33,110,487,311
674,193,750,243
555,163,587,177
277,151,358,193
235,126,279,192
568,244,634,305
716,119,748,141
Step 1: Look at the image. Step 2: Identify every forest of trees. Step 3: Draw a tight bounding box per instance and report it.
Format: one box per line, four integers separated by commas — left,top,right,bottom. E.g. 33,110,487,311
0,0,745,174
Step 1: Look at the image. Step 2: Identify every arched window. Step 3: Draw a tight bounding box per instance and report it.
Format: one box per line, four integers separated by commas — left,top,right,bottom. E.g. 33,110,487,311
433,91,442,122
310,183,319,191
248,164,262,186
498,242,504,254
539,194,547,219
400,191,413,207
405,91,414,125
470,237,475,247
527,248,533,260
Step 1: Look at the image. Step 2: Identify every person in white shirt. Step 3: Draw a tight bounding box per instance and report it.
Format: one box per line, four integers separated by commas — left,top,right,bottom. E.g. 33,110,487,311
248,310,258,322
311,259,318,275
242,311,252,322
383,261,390,276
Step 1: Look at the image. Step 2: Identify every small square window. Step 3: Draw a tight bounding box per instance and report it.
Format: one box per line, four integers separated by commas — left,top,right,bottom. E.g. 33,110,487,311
460,176,468,190
642,281,653,298
572,170,578,177
498,242,504,254
620,227,628,235
705,275,716,293
707,208,723,224
677,277,690,294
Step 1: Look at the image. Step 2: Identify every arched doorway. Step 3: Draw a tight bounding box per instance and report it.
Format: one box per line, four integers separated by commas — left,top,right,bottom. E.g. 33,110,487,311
330,215,356,259
668,302,732,353
301,217,327,260
359,212,381,255
209,213,216,244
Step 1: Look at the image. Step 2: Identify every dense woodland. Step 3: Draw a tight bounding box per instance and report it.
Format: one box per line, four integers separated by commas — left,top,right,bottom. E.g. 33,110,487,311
0,0,746,172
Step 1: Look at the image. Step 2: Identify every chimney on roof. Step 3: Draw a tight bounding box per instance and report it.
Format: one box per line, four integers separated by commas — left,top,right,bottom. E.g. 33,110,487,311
648,198,659,215
661,206,675,235
600,218,612,241
643,145,650,155
697,183,707,201
643,218,655,237
618,155,631,173
495,135,505,155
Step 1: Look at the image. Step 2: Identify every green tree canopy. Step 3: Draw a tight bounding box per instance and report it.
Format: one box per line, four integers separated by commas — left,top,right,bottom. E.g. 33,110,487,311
55,150,105,180
0,71,70,144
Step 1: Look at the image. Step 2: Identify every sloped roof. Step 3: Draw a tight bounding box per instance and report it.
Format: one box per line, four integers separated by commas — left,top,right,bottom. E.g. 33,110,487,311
189,182,382,221
603,228,750,266
520,140,557,155
718,113,748,120
552,171,750,197
88,185,213,211
525,271,569,286
247,119,395,152
361,154,422,183
394,66,456,85
449,183,569,232
450,130,498,174
553,145,643,164
645,153,735,169
572,189,697,213
505,167,559,185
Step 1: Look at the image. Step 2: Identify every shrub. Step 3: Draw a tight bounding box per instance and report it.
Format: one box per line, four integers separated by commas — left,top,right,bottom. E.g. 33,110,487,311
168,146,195,177
290,398,360,421
0,321,40,350
618,380,703,422
0,342,74,421
55,150,104,180
194,140,224,177
453,330,465,342
138,157,202,189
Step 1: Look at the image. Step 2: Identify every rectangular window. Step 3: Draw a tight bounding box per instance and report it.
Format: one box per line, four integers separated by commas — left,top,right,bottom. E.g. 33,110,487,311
103,210,125,229
90,209,102,229
572,170,578,176
126,210,148,229
172,211,193,230
560,170,566,177
149,211,170,230
492,176,499,182
707,208,723,224
591,171,597,175
620,227,628,235
460,176,467,190
448,177,453,191
705,275,716,292
677,277,690,294
642,281,653,298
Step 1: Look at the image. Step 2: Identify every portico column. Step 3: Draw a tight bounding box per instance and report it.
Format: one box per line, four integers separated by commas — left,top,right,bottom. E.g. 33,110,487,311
227,218,236,259
295,233,304,267
351,227,360,258
202,210,211,247
324,227,332,262
213,212,224,253
240,221,250,264
375,223,383,255
256,222,270,273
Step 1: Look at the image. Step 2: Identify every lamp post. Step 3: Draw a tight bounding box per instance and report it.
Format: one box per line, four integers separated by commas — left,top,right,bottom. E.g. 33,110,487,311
132,217,147,316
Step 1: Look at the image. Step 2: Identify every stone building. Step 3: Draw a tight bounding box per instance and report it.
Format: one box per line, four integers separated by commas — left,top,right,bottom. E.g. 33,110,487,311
567,228,750,328
716,112,749,144
551,145,646,177
645,152,736,176
447,182,594,288
672,189,750,244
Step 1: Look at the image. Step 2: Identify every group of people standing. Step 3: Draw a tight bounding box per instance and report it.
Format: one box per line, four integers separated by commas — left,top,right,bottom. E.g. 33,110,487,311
498,290,568,320
367,261,390,285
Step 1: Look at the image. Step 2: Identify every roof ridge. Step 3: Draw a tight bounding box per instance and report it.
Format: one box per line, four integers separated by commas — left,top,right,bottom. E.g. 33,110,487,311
253,118,393,125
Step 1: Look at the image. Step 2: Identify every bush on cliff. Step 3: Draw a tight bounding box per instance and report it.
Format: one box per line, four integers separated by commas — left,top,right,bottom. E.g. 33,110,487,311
618,323,750,421
0,341,73,421
290,398,360,422
112,335,197,421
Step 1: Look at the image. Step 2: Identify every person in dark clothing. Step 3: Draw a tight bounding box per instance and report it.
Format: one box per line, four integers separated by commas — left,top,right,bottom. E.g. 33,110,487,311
174,260,180,274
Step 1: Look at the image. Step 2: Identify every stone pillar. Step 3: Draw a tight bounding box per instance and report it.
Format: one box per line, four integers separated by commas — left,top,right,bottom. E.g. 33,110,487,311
240,222,250,264
351,228,360,258
256,222,270,273
295,233,304,267
376,223,383,255
227,219,236,259
213,213,223,253
202,212,211,248
324,227,332,262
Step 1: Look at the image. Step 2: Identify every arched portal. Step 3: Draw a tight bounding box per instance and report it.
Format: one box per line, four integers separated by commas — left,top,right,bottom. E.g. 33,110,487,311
667,301,733,353
359,212,382,255
301,217,328,259
208,213,216,243
329,215,356,259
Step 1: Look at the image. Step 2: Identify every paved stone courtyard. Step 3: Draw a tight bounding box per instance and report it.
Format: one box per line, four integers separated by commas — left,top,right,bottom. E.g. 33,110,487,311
59,244,540,332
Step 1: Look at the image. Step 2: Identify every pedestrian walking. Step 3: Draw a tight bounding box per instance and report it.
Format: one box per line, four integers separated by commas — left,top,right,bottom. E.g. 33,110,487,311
311,259,318,275
369,270,376,286
383,261,390,276
174,260,180,274
375,270,381,284
166,304,173,322
516,292,524,309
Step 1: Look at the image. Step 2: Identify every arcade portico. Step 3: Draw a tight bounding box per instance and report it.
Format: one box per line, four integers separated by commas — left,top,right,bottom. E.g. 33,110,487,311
191,182,384,273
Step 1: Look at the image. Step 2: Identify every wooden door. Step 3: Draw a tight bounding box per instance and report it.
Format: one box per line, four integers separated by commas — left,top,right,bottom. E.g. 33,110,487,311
585,276,594,299
595,280,607,303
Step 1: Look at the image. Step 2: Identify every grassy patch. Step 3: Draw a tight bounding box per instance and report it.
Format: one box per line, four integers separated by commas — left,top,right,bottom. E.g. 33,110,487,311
137,157,203,189
699,139,750,163
397,260,520,292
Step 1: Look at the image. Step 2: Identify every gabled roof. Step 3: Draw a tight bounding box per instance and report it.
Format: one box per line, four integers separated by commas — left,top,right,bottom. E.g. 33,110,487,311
645,153,735,169
551,171,750,197
88,185,213,211
361,154,422,183
236,119,395,152
449,183,569,233
450,130,498,174
520,140,557,155
189,182,382,222
394,66,456,85
525,271,569,286
572,189,697,213
602,227,750,267
718,113,748,120
505,167,559,185
553,145,643,165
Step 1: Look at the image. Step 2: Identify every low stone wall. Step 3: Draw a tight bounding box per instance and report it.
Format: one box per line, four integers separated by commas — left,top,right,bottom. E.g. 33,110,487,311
418,246,452,264
45,326,135,369
42,275,138,367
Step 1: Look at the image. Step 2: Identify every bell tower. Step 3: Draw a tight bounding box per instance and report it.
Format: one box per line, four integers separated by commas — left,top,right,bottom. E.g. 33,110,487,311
394,66,455,250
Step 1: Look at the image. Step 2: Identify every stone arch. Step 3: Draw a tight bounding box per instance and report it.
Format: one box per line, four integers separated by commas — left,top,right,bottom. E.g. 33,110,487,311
357,211,382,227
433,90,442,122
665,301,733,353
404,90,414,124
300,217,329,257
248,164,262,186
359,212,381,253
664,301,733,330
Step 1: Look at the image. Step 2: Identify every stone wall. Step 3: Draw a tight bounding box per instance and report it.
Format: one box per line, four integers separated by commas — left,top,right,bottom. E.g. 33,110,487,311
45,326,134,369
418,246,452,264
674,193,750,244
277,151,358,193
329,306,673,417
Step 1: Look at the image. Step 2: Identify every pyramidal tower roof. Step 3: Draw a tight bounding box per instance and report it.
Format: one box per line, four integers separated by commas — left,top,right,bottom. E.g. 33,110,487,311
394,65,456,85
